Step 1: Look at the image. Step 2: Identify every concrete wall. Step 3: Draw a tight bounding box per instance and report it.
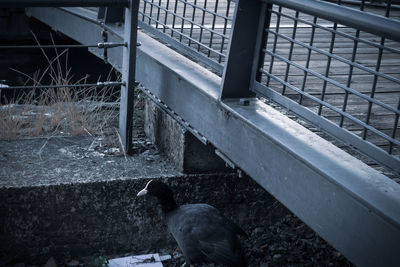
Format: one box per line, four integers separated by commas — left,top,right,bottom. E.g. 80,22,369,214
0,174,288,264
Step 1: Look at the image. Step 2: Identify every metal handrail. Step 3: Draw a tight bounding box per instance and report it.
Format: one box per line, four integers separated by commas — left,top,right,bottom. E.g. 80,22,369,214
272,9,400,54
264,0,400,41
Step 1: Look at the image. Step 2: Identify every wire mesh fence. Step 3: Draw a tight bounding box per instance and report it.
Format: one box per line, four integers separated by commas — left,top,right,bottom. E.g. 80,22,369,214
252,1,400,169
138,0,236,74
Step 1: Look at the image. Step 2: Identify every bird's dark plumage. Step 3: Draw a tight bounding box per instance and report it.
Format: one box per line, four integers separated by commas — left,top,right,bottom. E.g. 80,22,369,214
137,180,247,267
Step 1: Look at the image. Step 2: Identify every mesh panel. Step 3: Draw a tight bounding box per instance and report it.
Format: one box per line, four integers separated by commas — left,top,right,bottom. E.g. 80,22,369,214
254,2,400,158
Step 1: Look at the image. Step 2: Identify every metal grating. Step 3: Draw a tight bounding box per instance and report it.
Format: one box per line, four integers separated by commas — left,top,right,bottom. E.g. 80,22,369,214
253,1,400,171
138,0,235,74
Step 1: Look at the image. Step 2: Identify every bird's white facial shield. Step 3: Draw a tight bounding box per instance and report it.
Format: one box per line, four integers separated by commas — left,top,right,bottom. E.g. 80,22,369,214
137,180,152,196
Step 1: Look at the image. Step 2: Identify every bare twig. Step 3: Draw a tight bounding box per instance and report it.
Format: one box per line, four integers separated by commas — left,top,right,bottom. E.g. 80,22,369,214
9,67,41,85
82,125,93,137
114,127,128,161
38,118,66,160
87,138,97,151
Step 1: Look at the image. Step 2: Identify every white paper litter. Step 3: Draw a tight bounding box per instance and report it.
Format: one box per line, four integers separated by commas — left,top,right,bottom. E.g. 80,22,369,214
108,253,163,267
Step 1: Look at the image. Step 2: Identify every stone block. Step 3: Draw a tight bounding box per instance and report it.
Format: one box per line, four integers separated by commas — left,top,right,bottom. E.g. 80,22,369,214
0,174,288,264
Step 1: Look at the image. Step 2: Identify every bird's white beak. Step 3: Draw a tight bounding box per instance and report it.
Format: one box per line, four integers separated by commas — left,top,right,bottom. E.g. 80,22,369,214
137,180,152,197
137,188,148,196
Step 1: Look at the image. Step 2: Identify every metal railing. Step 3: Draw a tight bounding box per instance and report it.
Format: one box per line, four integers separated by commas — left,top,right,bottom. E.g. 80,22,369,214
131,0,400,172
137,0,236,74
131,2,400,263
250,0,400,172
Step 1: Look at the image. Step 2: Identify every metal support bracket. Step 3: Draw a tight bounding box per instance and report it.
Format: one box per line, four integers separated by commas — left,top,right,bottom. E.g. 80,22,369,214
220,0,267,99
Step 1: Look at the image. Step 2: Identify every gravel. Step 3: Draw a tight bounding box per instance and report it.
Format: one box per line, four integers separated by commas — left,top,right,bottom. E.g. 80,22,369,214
157,213,353,267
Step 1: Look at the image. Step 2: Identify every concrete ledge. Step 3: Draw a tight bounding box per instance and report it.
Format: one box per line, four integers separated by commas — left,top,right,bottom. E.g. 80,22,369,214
0,137,287,263
2,173,283,262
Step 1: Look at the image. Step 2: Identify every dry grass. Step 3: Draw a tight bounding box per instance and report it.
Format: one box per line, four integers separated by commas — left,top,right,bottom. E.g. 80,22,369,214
0,103,25,140
0,34,122,141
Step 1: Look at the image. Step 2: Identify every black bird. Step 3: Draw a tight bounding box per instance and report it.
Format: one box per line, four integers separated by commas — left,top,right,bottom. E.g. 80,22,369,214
137,180,248,267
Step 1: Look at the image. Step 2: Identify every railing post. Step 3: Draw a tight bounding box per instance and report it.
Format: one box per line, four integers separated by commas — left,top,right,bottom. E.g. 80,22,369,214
98,7,124,23
219,0,268,100
119,0,139,154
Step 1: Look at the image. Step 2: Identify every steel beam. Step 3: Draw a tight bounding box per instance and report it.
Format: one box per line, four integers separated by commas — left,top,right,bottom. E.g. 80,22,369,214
26,7,400,266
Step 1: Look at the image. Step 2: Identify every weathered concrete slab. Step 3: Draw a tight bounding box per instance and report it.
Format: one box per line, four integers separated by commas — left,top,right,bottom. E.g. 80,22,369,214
0,136,178,187
0,135,287,264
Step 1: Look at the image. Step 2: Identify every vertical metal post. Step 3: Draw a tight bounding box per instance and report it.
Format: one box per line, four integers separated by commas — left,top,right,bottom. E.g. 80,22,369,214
220,0,266,99
104,7,125,23
98,7,124,23
119,0,139,154
98,7,106,20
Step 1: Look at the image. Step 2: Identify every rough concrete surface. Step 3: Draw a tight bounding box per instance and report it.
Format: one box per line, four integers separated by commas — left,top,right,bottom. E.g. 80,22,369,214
0,135,352,266
0,135,289,264
0,136,179,187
